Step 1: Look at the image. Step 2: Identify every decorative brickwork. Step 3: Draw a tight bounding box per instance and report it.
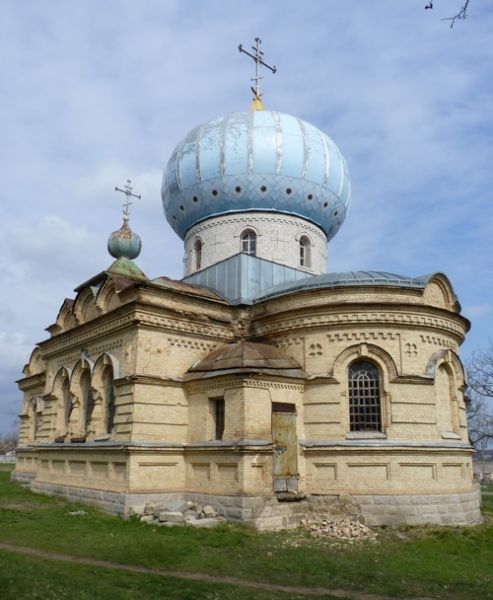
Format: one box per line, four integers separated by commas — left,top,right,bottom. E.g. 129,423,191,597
184,213,327,275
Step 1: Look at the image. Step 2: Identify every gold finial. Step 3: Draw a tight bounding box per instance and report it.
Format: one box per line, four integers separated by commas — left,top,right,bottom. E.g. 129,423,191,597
238,38,276,110
249,97,265,111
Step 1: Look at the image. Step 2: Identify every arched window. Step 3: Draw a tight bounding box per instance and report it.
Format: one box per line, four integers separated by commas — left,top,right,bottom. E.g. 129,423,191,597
81,371,94,433
348,360,382,432
299,235,311,268
194,239,202,270
33,402,42,440
103,365,116,434
62,377,71,432
241,229,257,256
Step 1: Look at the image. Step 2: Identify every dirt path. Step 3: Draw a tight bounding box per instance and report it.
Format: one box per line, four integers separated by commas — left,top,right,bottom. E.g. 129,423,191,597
0,540,436,600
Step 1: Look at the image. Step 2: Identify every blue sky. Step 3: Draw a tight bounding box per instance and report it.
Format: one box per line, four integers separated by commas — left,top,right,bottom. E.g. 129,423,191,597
0,0,492,434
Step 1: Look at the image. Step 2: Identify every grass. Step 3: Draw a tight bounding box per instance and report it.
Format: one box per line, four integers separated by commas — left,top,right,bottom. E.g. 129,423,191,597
1,464,492,600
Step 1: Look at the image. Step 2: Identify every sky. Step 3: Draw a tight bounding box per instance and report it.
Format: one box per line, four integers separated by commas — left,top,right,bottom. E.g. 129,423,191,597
0,0,492,434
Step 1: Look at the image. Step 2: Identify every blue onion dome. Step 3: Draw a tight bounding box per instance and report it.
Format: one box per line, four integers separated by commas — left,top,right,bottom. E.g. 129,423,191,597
107,218,142,260
162,111,351,240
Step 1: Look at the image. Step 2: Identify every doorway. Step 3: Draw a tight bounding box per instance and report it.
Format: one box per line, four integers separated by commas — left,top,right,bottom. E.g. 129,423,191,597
271,402,299,494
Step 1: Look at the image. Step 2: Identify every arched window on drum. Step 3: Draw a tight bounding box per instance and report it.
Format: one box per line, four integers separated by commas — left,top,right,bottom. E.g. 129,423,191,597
348,360,382,432
240,229,257,256
299,235,311,268
194,238,203,271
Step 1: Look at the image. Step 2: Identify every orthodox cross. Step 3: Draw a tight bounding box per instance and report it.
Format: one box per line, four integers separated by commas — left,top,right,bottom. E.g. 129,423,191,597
238,37,276,101
114,179,141,220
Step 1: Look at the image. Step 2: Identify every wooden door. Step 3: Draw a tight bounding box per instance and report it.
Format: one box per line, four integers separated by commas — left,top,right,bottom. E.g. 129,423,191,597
272,402,298,493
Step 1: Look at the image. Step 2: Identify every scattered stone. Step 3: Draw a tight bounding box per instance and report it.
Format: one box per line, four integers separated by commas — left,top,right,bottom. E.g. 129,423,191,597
158,511,185,524
67,510,87,516
143,502,160,516
140,515,156,523
128,506,145,517
185,516,223,528
201,505,217,518
300,516,376,542
138,500,222,528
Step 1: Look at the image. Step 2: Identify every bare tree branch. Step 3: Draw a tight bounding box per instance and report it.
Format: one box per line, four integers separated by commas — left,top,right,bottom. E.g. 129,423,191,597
441,0,471,28
0,431,18,454
466,342,493,449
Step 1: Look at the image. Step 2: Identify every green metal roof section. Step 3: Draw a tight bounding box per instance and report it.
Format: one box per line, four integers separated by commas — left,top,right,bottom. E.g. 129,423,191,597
106,257,148,282
257,270,432,301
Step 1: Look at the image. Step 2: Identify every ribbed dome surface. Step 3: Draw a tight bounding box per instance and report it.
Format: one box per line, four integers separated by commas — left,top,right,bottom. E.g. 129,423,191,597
162,111,350,239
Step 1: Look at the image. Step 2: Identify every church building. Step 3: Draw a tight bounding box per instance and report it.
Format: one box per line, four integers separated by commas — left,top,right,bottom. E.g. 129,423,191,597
13,46,481,528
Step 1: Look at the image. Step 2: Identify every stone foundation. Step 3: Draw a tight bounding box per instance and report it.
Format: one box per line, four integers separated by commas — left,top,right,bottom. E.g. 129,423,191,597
18,476,482,529
11,471,35,484
356,488,482,526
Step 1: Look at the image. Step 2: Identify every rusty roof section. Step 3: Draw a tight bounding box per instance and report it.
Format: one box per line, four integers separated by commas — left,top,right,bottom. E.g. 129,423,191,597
151,276,226,302
183,340,306,381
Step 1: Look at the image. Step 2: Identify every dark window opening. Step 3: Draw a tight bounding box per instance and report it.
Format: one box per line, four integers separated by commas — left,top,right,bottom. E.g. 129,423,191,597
212,398,225,440
348,361,382,432
194,239,202,270
62,378,71,430
104,366,116,434
82,372,94,432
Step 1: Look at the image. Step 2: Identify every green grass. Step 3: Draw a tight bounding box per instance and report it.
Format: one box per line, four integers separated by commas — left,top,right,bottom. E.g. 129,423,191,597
1,465,492,600
0,551,345,600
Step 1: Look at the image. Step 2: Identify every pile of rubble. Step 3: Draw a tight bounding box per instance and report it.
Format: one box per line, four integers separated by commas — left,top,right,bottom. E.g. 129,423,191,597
138,500,225,528
300,517,377,542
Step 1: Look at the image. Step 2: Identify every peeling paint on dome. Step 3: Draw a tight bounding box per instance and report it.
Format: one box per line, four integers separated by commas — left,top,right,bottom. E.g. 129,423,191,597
162,111,351,240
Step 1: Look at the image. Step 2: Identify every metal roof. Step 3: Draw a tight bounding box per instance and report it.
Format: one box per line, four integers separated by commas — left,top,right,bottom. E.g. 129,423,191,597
183,340,306,381
183,253,308,304
183,254,433,305
257,270,432,301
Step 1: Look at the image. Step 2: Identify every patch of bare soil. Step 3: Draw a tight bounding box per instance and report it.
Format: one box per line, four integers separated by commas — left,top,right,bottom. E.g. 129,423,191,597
0,501,50,511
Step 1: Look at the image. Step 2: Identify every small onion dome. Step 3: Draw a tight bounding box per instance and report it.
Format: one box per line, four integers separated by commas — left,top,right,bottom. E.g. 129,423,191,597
107,219,142,260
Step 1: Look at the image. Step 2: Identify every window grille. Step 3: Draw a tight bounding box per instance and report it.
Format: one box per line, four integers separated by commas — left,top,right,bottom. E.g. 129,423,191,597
348,361,382,432
212,398,225,440
241,230,257,256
